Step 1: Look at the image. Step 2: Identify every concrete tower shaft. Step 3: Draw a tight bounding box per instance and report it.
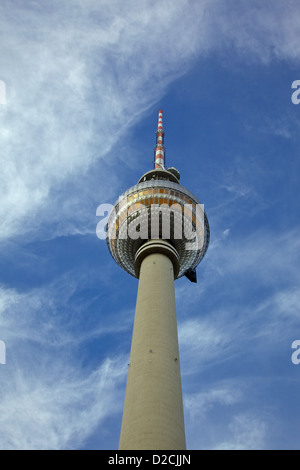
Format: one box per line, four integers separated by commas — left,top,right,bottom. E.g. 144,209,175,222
119,240,185,450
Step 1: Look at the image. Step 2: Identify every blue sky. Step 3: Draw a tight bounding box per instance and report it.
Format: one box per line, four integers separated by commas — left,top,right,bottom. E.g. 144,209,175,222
0,0,300,450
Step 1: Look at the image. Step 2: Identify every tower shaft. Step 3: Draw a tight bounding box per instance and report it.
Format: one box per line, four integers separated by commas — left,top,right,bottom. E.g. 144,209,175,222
119,240,186,450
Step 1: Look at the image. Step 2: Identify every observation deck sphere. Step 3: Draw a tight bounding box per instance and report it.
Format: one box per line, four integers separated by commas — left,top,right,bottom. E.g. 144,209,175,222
106,177,210,279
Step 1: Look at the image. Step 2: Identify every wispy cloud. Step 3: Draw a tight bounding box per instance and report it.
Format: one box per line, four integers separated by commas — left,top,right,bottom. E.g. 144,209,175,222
178,225,300,448
1,1,300,242
0,0,212,242
209,0,300,64
213,412,267,450
0,274,130,450
183,377,269,449
185,385,241,417
0,355,125,450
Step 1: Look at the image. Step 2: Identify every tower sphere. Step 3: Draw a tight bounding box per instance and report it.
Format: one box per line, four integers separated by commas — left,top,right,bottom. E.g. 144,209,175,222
106,167,210,279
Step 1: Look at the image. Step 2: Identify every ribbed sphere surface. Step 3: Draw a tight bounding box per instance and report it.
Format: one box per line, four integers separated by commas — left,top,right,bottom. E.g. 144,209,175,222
106,179,210,279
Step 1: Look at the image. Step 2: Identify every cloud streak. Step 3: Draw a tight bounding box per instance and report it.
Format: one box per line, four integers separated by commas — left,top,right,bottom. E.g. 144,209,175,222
1,1,300,242
0,275,129,450
0,0,212,242
0,355,125,450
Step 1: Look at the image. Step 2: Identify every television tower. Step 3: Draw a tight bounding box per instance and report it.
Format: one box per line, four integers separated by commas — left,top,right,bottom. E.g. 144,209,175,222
106,110,210,450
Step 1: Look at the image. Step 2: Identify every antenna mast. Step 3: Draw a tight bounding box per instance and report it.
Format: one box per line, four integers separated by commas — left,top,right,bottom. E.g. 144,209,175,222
154,109,165,169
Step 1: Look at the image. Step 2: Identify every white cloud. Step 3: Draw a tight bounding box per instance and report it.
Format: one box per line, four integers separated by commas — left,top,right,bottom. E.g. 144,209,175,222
176,227,300,380
209,0,300,64
0,276,130,450
0,0,212,242
184,378,268,450
272,289,300,319
0,266,132,348
179,315,234,374
185,386,241,417
0,356,125,450
213,413,267,450
1,1,300,242
205,227,300,287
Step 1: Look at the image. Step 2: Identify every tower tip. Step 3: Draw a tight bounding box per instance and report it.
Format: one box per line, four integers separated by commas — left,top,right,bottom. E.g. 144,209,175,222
154,110,165,169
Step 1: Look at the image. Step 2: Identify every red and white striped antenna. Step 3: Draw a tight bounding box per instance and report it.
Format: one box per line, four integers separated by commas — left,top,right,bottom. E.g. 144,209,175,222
154,109,165,169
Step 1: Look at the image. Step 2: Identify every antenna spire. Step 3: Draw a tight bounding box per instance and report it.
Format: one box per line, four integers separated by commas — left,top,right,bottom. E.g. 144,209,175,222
154,109,165,169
